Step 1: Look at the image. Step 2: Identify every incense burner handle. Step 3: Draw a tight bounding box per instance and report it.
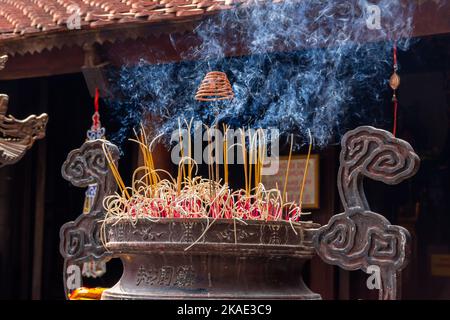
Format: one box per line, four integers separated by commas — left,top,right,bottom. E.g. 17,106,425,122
314,126,419,300
59,139,119,299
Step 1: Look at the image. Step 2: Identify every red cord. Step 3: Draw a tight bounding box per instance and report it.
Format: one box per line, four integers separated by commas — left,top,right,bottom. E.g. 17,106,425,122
93,88,100,129
94,88,99,113
393,44,397,68
392,42,398,137
393,97,398,137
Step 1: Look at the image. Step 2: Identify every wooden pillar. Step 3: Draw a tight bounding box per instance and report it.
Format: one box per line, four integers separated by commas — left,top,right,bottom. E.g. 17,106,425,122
31,78,49,299
0,166,13,298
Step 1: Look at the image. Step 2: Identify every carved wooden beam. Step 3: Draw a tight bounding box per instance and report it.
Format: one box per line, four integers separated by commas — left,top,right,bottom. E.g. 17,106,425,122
1,1,449,80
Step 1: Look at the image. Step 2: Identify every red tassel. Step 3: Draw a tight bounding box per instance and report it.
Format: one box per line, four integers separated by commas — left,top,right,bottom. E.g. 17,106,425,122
93,88,100,129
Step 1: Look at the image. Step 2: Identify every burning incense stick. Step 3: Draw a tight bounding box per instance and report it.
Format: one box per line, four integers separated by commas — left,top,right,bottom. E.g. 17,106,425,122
257,128,266,188
248,130,254,193
240,128,249,195
215,123,220,184
184,118,193,182
102,142,130,199
223,124,229,185
205,124,215,198
283,134,294,202
298,129,313,213
177,119,183,176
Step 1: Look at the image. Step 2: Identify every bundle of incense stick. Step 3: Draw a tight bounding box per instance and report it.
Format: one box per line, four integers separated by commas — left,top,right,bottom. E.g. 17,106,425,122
102,124,313,224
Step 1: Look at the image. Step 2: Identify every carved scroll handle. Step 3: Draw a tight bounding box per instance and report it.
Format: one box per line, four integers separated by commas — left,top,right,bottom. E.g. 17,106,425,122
314,126,420,300
59,139,119,298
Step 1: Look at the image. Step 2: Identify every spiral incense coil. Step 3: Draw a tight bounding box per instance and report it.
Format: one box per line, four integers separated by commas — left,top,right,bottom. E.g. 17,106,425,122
195,71,234,102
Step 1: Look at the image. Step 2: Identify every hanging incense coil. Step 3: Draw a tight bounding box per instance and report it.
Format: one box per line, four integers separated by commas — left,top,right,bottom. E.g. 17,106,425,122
195,71,234,102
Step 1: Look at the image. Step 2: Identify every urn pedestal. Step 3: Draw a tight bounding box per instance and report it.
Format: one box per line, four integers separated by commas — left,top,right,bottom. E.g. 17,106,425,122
101,218,321,300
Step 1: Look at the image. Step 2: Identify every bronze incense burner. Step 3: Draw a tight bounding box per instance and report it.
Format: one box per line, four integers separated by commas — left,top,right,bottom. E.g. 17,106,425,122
102,218,319,300
60,126,420,300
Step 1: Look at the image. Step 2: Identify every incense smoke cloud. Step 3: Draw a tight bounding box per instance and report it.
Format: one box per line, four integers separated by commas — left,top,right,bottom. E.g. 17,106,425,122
108,0,416,149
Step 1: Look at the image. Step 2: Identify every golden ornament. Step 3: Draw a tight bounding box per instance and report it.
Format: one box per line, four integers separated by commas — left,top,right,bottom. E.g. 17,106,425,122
389,72,400,90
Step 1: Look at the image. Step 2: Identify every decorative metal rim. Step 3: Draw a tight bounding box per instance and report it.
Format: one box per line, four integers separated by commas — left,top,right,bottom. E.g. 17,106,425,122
104,217,319,227
104,217,320,257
